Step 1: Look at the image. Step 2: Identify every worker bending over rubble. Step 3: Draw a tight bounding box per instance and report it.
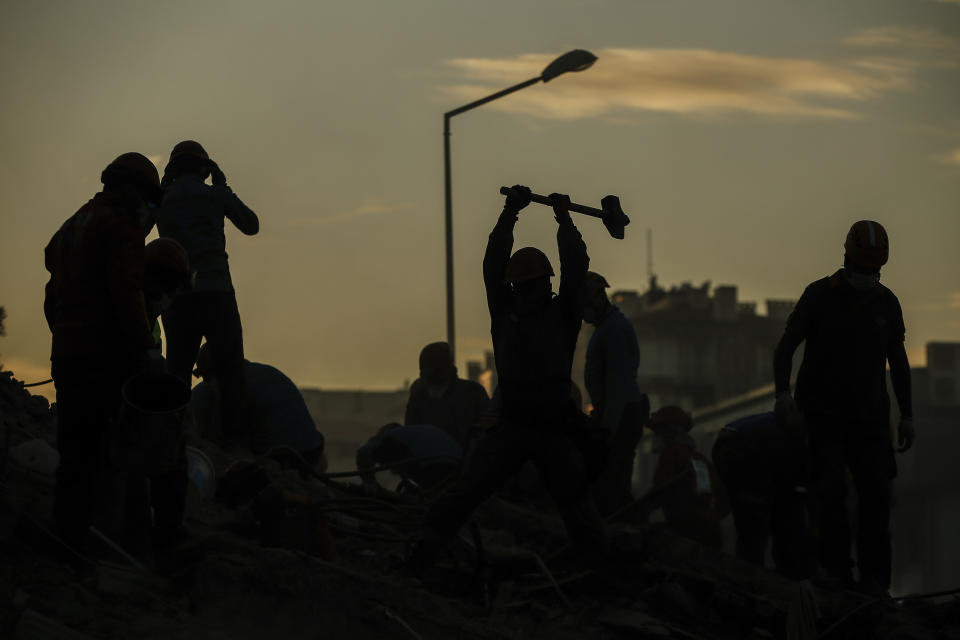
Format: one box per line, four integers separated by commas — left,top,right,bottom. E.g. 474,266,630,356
773,220,913,596
412,185,606,570
642,406,723,549
44,152,161,550
580,270,650,515
712,412,813,578
357,423,462,495
147,140,259,448
190,345,325,470
405,341,490,447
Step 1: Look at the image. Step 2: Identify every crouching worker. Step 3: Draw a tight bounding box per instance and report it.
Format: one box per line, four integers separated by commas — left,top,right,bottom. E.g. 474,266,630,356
712,412,813,578
44,152,161,552
356,423,462,496
190,345,326,470
411,186,606,572
643,406,723,549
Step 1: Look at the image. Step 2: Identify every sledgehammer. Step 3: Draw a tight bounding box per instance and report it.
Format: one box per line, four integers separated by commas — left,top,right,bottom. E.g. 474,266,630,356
499,186,630,239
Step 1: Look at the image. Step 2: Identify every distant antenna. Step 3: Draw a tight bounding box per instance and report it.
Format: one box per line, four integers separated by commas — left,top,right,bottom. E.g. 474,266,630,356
646,228,654,282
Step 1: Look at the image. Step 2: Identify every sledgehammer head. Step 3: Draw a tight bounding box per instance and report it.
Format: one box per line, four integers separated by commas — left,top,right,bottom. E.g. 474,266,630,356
601,195,629,240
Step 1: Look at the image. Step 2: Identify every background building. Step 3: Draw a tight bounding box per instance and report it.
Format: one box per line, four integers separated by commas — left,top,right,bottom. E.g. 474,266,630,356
573,277,795,411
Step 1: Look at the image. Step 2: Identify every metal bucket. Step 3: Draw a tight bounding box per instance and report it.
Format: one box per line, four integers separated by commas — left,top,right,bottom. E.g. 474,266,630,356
115,371,191,475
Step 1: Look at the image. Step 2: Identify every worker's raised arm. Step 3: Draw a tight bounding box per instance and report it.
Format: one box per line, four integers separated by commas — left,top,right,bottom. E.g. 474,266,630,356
483,186,529,315
219,186,259,236
553,194,589,317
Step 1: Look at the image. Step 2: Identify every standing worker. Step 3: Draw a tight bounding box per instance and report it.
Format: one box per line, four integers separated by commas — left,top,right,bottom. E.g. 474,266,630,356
580,271,650,515
405,341,490,447
412,185,606,571
773,220,913,596
44,152,161,549
147,140,259,446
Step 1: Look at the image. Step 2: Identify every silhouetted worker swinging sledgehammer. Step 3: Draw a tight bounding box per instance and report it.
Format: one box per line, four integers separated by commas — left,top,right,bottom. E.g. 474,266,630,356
499,186,630,239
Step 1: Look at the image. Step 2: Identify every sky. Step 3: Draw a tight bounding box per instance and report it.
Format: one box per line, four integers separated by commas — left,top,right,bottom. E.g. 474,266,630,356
1,0,958,397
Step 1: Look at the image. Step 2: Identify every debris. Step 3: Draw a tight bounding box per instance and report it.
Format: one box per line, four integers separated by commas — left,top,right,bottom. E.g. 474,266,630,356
8,440,59,477
14,608,93,640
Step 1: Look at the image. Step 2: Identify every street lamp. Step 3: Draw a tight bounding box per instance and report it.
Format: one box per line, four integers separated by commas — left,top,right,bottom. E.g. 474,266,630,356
443,49,597,361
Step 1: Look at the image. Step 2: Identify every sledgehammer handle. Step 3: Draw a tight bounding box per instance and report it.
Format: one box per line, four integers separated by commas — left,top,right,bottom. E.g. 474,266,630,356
499,186,603,219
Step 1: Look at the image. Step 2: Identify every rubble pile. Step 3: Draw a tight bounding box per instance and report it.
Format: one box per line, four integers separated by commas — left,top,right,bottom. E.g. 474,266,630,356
0,370,957,639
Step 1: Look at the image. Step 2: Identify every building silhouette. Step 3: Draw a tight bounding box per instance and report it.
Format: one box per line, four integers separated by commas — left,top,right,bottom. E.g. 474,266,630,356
573,277,795,412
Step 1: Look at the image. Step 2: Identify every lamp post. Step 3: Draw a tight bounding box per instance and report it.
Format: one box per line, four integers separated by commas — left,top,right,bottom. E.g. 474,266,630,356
443,49,596,362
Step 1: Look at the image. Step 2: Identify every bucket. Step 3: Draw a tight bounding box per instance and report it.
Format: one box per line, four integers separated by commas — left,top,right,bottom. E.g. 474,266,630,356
114,371,191,475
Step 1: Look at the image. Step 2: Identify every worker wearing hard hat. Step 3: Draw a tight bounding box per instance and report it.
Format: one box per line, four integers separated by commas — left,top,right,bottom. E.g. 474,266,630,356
146,140,259,447
413,185,605,572
773,220,913,595
124,238,194,551
580,271,650,515
44,152,161,550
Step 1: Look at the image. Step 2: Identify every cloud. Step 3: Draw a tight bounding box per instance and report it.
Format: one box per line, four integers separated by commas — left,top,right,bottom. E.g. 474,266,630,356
443,47,912,121
844,26,960,67
288,199,412,228
844,26,960,50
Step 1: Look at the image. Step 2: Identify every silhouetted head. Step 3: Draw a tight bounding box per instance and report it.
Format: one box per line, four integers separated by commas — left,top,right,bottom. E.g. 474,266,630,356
649,405,694,451
505,247,554,314
100,152,162,207
144,239,190,318
843,220,887,290
419,342,456,386
163,140,211,184
581,271,611,325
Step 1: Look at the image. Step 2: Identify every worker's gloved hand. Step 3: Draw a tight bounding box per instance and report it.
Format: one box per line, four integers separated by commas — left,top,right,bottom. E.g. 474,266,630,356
504,184,532,212
774,392,804,436
549,193,571,224
209,161,227,187
897,417,915,452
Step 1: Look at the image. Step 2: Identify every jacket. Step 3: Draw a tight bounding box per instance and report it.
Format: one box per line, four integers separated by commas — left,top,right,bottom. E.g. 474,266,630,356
44,192,153,362
147,175,258,292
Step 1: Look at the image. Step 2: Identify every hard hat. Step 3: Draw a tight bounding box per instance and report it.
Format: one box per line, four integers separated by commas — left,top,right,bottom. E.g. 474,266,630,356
583,271,610,295
145,238,190,277
505,247,554,284
649,406,693,432
168,140,210,164
844,220,889,270
100,152,161,203
419,342,454,375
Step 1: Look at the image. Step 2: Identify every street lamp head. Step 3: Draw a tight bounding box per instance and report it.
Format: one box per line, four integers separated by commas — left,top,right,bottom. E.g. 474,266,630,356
540,49,597,82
